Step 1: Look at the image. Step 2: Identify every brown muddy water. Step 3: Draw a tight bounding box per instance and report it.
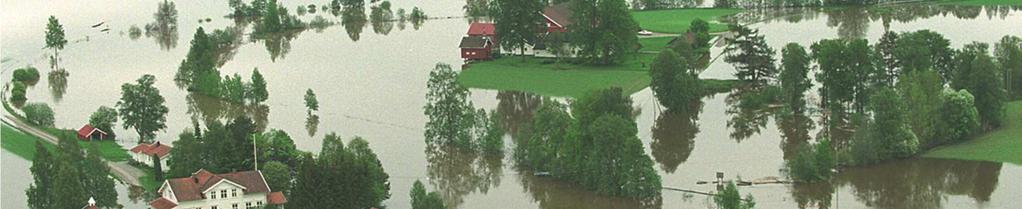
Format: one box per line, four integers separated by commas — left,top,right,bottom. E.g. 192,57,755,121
2,1,1021,208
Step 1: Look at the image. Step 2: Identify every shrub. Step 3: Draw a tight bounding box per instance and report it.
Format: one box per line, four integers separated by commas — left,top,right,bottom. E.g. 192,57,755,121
10,81,27,101
22,103,55,127
786,138,835,183
12,66,40,83
938,89,980,143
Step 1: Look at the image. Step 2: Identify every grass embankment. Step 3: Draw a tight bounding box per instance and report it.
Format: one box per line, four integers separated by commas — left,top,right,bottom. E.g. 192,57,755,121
937,0,1022,6
459,54,656,97
924,101,1022,165
2,123,57,160
632,8,743,34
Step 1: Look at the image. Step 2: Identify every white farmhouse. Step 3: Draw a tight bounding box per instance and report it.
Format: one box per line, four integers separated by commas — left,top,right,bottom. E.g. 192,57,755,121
149,169,287,209
129,142,172,171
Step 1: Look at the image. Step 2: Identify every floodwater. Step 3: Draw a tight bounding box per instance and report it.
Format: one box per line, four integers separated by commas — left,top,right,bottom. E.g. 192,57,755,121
2,1,1021,208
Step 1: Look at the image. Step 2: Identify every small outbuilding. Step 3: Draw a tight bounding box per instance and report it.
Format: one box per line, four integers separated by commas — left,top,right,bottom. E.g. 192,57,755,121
77,124,108,141
130,142,172,171
460,36,495,60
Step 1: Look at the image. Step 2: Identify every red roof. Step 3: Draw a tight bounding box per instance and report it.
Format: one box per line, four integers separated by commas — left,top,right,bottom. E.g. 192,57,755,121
77,124,107,139
467,23,496,36
160,169,273,202
543,3,573,27
149,197,177,209
130,142,172,158
267,191,288,204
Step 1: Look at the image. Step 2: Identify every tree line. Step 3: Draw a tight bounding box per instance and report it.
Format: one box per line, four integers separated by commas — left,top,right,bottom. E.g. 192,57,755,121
27,135,119,209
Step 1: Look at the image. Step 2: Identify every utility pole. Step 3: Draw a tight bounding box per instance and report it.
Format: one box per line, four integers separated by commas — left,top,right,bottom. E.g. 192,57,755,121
253,133,259,171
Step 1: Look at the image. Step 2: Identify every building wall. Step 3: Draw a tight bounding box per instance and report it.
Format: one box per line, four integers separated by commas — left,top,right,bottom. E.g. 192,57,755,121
171,182,268,209
132,152,170,171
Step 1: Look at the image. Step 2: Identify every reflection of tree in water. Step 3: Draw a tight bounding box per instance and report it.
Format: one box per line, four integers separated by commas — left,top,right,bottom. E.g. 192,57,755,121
775,110,814,159
370,3,394,35
517,169,662,209
425,145,503,208
185,93,269,132
342,6,368,41
790,181,834,209
306,114,319,137
254,30,298,62
650,100,702,173
725,89,773,142
145,0,179,50
212,25,246,66
47,70,68,102
827,158,1003,209
495,91,543,139
824,7,869,40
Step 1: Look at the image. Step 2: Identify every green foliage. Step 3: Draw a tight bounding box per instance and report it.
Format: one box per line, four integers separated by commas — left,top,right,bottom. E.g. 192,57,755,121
248,69,269,103
27,137,119,209
924,101,1022,164
689,18,712,49
12,66,41,83
779,43,812,111
410,180,447,209
491,0,544,57
167,117,258,176
894,30,954,81
177,27,222,96
44,16,67,51
650,50,702,111
153,154,164,181
811,38,878,114
724,24,776,85
476,110,505,155
786,138,835,183
22,103,55,127
938,89,981,144
714,182,755,209
571,0,640,65
117,74,168,143
221,73,247,104
876,31,899,86
262,161,293,193
896,70,943,147
424,63,475,148
89,106,119,138
10,81,27,101
304,88,318,112
256,129,300,167
851,88,919,165
994,35,1022,98
290,134,390,209
952,42,1006,129
26,141,54,209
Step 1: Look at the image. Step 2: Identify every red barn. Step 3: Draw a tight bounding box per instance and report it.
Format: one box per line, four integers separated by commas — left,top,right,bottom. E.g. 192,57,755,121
542,3,573,33
77,124,108,141
460,36,494,60
467,22,496,37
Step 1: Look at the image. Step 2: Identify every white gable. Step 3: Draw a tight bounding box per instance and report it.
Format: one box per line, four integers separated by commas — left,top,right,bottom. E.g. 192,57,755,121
202,178,249,194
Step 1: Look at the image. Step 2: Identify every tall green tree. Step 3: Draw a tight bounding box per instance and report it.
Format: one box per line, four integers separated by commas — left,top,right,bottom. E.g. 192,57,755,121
572,0,640,64
168,130,205,177
952,42,1006,129
89,106,119,138
83,144,120,208
304,88,318,113
249,68,269,103
894,30,953,81
117,74,169,143
491,0,545,59
875,30,899,86
896,70,943,147
22,103,55,127
779,43,812,112
424,63,475,148
50,160,88,209
853,87,919,164
45,16,67,70
410,180,448,209
650,50,701,111
290,133,391,209
262,161,293,194
153,153,165,181
689,18,712,49
26,142,54,209
994,35,1022,98
724,24,776,85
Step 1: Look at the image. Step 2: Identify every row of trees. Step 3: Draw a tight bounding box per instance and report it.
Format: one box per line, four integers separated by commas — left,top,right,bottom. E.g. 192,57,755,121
175,27,270,105
424,63,505,154
289,133,390,209
27,136,119,209
515,88,662,199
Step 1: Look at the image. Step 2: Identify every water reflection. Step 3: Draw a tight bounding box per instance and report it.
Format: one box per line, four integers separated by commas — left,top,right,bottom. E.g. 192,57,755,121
495,91,543,139
517,168,663,209
831,158,1003,209
775,110,814,159
47,70,68,102
650,100,702,173
425,145,503,208
370,2,395,35
144,0,179,50
341,6,368,41
305,114,319,137
185,93,269,132
725,88,773,142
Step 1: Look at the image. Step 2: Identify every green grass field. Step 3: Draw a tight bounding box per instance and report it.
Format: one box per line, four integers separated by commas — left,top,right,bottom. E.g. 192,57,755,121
924,101,1022,165
632,8,743,34
938,0,1022,6
1,123,56,160
638,37,675,53
459,55,655,97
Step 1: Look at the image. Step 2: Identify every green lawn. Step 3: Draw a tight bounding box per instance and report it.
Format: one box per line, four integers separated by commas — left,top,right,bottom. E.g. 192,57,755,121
632,8,743,34
937,0,1022,5
639,37,675,53
1,123,56,160
459,55,655,98
924,101,1022,165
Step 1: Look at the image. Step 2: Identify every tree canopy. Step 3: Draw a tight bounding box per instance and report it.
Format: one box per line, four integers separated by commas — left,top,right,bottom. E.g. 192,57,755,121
117,74,169,143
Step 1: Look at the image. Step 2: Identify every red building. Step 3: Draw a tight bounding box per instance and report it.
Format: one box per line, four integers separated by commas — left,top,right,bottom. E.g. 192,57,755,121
77,124,108,141
542,3,573,33
460,36,495,60
467,22,496,38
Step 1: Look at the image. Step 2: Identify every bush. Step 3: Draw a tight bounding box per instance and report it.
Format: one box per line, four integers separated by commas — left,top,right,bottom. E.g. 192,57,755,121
938,89,981,144
10,81,27,101
786,138,835,183
22,103,55,127
12,66,40,83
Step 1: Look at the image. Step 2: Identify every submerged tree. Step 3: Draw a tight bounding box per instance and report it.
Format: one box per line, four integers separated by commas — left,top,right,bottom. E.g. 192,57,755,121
45,16,67,71
724,24,776,86
779,43,812,112
410,180,448,209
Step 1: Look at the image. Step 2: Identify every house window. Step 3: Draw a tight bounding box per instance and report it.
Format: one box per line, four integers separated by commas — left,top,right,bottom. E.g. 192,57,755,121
232,189,237,197
232,203,239,209
256,201,263,206
211,206,218,209
246,202,252,208
209,192,216,199
221,190,227,198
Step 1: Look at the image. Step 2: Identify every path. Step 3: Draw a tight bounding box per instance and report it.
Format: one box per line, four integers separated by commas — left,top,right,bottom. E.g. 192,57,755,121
1,104,144,187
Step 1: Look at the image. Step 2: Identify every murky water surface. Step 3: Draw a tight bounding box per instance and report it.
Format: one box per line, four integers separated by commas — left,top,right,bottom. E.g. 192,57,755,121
2,1,1021,208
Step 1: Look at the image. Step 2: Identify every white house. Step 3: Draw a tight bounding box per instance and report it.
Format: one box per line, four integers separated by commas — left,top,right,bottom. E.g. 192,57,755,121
150,169,287,209
129,142,172,171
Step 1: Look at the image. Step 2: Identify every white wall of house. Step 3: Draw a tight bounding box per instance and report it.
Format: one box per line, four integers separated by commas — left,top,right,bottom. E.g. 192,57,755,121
132,152,170,171
166,181,269,209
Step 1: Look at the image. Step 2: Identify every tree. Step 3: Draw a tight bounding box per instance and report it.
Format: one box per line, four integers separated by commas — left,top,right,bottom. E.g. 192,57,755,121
650,50,701,111
875,30,899,86
811,39,877,114
572,0,640,64
10,81,27,101
50,160,88,209
779,43,812,112
45,16,67,70
22,103,55,127
896,70,943,147
689,18,712,49
256,129,300,167
410,180,447,209
168,130,205,178
117,74,169,143
12,66,41,83
304,88,318,113
249,68,269,103
786,138,834,183
176,27,221,95
853,87,919,164
714,0,735,8
714,182,755,209
83,144,119,208
153,153,165,181
894,30,953,81
290,134,391,209
26,142,54,209
939,89,981,144
423,63,475,148
952,42,1006,129
994,35,1022,98
89,106,119,139
491,0,545,59
724,24,776,85
262,161,293,194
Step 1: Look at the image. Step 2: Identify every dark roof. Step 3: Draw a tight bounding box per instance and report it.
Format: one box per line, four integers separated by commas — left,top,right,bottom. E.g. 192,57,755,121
149,197,177,209
459,36,491,49
161,169,271,202
467,23,496,36
543,3,573,27
130,142,172,158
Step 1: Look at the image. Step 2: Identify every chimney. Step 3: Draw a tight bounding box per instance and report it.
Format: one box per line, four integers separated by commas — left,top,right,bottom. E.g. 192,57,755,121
154,141,161,147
